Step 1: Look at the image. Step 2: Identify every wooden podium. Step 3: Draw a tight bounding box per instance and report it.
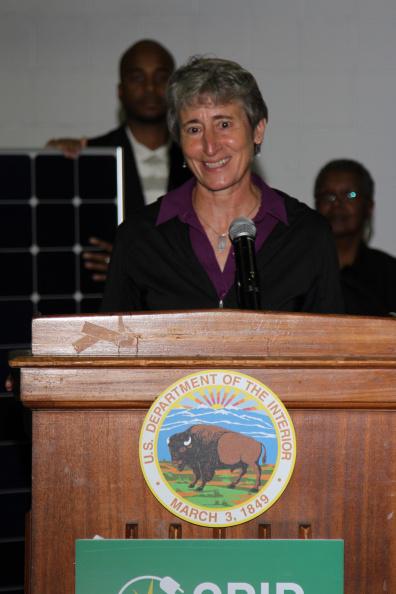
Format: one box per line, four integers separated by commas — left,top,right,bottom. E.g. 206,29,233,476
11,310,396,594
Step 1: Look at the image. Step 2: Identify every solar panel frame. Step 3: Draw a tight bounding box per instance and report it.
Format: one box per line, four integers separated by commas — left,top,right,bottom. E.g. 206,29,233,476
0,147,123,386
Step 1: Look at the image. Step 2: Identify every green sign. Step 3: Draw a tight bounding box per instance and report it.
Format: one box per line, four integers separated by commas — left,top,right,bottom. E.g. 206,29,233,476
76,539,343,594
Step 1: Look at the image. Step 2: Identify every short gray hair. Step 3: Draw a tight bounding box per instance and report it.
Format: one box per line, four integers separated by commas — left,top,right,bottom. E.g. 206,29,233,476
166,56,268,143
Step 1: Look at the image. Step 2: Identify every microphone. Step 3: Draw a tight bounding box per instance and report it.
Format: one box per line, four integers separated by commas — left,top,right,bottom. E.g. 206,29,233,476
229,217,261,310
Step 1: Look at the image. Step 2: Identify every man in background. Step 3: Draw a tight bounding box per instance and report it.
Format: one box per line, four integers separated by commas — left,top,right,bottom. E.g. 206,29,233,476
47,39,191,280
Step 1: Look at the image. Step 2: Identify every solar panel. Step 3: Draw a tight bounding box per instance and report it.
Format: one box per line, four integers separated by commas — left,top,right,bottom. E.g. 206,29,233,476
0,148,123,385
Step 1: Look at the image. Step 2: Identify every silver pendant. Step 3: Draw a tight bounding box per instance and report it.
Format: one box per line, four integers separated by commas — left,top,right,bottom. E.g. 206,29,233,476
217,234,227,251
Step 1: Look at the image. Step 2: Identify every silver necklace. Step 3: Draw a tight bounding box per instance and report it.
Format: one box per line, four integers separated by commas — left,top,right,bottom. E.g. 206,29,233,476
196,200,260,251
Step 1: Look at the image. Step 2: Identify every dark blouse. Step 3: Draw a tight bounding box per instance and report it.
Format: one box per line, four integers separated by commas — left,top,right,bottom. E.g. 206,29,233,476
341,243,396,316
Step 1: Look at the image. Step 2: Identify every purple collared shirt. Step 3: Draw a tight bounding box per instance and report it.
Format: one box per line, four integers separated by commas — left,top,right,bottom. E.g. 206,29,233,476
156,174,289,302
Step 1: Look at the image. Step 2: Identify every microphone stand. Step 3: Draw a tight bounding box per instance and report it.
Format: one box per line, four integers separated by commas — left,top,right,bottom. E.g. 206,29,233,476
233,234,261,310
229,217,261,310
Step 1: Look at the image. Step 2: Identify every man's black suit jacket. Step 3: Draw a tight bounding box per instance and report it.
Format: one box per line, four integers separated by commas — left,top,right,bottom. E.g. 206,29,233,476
87,125,191,219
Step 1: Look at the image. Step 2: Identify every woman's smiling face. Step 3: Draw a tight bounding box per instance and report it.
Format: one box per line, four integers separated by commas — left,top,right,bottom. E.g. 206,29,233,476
179,98,265,195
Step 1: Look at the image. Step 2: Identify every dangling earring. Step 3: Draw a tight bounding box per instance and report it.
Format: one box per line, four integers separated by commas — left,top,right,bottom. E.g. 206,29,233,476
182,160,187,168
363,217,373,243
254,143,261,157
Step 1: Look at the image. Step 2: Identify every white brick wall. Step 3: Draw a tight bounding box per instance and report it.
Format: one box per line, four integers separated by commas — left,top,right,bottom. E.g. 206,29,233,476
1,0,396,255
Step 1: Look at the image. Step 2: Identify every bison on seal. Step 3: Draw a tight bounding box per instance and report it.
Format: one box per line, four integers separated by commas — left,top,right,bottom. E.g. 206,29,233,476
167,424,265,491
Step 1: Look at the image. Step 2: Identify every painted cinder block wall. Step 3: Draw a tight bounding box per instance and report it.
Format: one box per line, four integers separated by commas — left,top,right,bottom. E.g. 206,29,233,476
1,0,395,255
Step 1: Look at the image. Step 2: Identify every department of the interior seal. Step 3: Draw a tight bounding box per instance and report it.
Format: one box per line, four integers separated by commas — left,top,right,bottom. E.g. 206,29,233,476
139,370,296,527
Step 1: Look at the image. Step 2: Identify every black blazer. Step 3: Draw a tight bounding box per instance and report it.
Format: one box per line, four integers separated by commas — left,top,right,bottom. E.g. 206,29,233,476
102,189,345,314
87,126,191,218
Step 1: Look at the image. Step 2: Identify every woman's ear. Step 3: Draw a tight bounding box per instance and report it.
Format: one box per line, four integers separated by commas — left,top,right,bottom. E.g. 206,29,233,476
254,119,267,145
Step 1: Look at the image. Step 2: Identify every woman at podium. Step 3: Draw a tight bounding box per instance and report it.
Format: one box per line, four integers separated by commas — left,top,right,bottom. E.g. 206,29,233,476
102,56,344,313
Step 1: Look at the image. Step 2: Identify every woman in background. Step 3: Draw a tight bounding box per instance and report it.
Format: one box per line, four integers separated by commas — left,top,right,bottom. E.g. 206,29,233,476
314,159,396,316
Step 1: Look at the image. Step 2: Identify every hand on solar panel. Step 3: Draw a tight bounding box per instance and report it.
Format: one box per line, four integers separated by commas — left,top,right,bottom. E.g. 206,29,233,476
5,373,14,392
82,236,113,282
4,371,19,395
45,137,88,158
